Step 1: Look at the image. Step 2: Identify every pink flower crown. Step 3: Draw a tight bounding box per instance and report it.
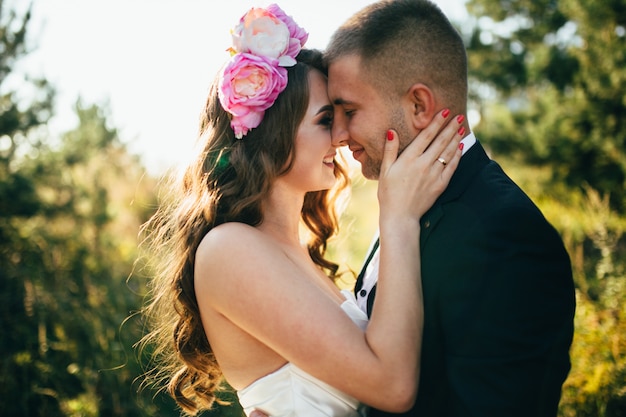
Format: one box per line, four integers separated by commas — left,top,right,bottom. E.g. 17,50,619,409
218,4,309,139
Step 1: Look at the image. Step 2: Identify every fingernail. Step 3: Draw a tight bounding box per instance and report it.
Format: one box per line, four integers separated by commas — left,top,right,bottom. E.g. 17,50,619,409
458,126,466,136
456,115,465,124
459,142,464,151
387,130,394,141
442,108,450,118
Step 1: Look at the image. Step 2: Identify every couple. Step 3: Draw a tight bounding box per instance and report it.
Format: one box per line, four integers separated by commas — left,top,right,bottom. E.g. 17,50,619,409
141,1,575,416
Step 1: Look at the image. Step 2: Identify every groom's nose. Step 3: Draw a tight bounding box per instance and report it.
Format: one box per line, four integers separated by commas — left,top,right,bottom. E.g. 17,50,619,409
331,115,349,147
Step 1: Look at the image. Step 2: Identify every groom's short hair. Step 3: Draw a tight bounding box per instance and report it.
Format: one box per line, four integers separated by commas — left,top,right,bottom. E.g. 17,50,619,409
325,0,468,110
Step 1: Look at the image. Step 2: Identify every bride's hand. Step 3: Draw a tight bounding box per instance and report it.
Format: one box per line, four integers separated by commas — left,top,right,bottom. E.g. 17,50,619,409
378,109,464,222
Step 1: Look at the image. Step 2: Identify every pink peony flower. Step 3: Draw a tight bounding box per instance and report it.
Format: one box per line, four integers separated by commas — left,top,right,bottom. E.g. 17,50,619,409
231,7,291,64
217,4,308,138
218,53,288,138
266,4,309,65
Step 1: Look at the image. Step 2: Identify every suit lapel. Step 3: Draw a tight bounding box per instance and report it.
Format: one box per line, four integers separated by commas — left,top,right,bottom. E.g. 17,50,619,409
420,141,491,245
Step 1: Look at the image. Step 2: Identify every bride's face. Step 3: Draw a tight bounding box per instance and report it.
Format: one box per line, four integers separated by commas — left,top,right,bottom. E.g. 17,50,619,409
281,69,339,193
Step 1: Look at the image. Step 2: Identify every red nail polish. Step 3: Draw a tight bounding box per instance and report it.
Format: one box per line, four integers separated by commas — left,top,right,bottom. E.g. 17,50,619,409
458,126,466,136
456,115,465,124
459,142,464,151
442,108,450,118
387,130,394,141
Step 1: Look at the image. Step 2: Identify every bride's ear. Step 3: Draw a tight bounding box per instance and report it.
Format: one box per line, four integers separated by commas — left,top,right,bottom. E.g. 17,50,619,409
403,83,437,130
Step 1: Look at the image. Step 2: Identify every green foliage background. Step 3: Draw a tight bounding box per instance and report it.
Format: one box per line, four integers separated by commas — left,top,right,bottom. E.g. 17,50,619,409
1,0,624,416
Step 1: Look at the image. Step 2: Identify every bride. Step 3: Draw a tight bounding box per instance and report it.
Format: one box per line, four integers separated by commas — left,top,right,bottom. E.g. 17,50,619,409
140,4,463,416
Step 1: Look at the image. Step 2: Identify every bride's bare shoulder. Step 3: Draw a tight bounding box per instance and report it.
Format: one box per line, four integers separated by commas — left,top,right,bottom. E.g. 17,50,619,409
198,222,265,253
194,223,285,303
195,222,276,273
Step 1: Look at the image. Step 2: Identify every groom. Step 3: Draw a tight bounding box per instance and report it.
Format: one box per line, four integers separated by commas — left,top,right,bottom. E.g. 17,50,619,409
325,0,575,416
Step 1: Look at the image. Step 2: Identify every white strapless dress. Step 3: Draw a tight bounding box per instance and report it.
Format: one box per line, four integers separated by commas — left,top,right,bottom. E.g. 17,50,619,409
237,290,369,417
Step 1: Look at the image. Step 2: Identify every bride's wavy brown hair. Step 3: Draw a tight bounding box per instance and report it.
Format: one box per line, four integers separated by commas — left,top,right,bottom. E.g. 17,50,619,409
138,49,350,415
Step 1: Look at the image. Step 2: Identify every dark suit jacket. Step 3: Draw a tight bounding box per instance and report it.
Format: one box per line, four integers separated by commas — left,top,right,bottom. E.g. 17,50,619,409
358,141,576,417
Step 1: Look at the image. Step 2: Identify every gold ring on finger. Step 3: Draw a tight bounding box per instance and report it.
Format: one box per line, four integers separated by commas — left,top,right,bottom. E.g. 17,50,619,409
437,157,447,166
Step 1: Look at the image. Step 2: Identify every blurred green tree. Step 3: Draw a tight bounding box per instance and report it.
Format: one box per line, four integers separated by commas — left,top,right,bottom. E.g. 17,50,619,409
0,2,167,415
0,1,57,414
0,96,164,415
465,0,626,211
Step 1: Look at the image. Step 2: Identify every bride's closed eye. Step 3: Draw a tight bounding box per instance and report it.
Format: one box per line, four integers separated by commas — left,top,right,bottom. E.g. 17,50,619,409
318,113,333,129
314,104,335,129
316,106,334,130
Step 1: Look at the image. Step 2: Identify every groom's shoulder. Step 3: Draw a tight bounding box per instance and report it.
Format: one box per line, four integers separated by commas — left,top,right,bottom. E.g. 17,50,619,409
473,158,534,205
456,158,555,230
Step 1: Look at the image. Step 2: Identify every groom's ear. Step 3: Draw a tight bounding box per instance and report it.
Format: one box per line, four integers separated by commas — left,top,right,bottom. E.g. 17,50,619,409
403,83,437,130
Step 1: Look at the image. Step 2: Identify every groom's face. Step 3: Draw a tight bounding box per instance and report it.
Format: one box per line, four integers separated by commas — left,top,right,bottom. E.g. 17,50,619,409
328,54,412,180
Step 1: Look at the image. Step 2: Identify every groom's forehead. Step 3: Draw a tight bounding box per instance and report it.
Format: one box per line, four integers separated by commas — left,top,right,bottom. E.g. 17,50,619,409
327,58,373,99
327,54,364,78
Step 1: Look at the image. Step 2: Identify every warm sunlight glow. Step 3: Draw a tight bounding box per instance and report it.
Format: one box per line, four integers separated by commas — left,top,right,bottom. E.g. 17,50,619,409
25,0,467,173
